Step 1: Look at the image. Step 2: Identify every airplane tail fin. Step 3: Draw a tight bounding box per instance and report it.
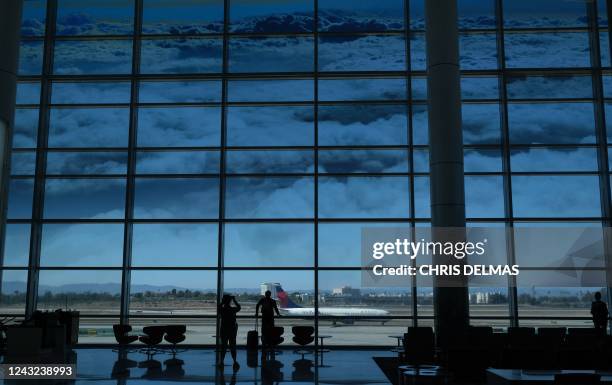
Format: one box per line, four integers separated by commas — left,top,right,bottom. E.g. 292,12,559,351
275,284,301,309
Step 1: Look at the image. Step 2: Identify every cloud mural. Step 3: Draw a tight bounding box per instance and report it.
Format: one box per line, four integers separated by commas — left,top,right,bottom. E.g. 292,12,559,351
5,2,608,294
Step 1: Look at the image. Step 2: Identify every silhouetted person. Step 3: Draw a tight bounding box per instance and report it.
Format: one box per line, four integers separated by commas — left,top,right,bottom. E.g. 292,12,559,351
591,292,609,334
218,294,241,370
256,290,280,349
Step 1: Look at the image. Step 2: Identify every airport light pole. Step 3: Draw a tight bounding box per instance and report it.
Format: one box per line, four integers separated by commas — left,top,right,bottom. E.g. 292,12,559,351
0,0,23,292
425,0,470,348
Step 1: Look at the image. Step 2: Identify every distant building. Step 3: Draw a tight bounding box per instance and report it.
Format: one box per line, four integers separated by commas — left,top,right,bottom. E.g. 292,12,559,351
332,286,361,297
470,292,490,304
260,282,280,298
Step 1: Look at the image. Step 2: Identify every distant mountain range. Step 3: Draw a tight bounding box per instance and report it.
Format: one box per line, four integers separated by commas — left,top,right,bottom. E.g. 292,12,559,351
0,282,258,295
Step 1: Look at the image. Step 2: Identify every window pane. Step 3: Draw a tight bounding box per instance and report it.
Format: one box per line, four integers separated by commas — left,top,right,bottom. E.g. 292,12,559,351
7,179,34,219
1,270,27,314
414,176,431,218
412,105,428,145
224,270,313,297
229,37,314,73
16,82,41,105
412,77,426,101
504,32,590,68
225,177,314,218
231,0,314,33
141,38,223,74
464,149,502,172
3,224,31,266
319,105,408,146
130,270,217,315
41,224,124,266
508,103,595,145
44,178,126,219
224,223,313,267
318,0,403,31
465,176,505,218
319,35,405,71
56,0,134,36
19,41,43,75
227,106,313,147
132,224,218,267
459,0,495,29
13,108,38,148
503,0,587,28
52,82,131,104
139,81,222,103
603,76,612,98
11,152,36,175
319,149,409,173
460,33,497,70
507,76,593,100
513,176,601,218
38,270,121,314
142,0,224,35
21,0,46,37
136,151,220,174
463,104,501,145
54,40,133,74
137,107,221,147
49,108,130,148
511,148,598,172
513,226,605,268
134,178,219,219
228,80,313,102
319,222,410,267
413,148,429,173
319,176,410,218
411,33,426,70
462,77,498,100
319,78,406,101
226,150,314,173
604,104,612,142
46,152,128,175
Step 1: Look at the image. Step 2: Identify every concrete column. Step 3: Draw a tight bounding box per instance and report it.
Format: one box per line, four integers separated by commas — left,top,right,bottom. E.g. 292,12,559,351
0,0,23,266
425,0,470,348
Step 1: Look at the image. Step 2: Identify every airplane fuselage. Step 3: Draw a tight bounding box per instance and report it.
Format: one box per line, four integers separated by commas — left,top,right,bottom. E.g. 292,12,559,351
280,307,389,317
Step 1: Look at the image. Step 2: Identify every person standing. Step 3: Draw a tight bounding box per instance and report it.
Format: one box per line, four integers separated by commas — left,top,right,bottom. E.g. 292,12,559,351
218,294,241,370
591,291,609,334
256,290,281,348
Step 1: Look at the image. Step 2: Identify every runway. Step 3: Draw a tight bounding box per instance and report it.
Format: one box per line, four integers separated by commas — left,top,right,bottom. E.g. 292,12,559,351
64,304,595,346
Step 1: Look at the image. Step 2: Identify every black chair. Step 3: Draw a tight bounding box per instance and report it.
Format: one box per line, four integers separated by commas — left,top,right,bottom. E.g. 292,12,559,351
163,325,186,355
554,373,601,384
446,326,493,381
269,326,285,348
139,326,165,359
403,327,435,365
560,333,600,369
292,326,314,357
504,327,544,369
113,324,139,351
532,327,566,369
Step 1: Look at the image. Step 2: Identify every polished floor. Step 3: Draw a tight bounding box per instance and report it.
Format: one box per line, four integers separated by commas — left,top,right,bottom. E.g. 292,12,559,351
9,347,397,384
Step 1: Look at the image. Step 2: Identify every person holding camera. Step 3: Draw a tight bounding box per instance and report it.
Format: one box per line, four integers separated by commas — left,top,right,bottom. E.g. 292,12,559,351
218,294,241,370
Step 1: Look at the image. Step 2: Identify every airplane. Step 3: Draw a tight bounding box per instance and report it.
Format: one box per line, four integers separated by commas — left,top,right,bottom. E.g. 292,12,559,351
267,283,391,325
